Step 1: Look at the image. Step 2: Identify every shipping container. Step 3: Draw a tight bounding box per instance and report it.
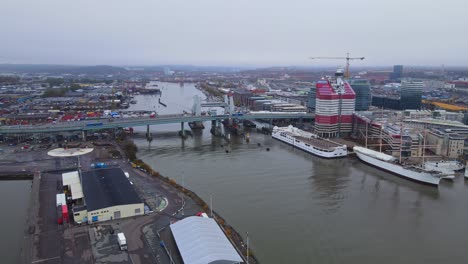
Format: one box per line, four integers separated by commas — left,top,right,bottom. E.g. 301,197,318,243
57,206,63,225
90,162,108,169
56,193,66,207
62,205,69,223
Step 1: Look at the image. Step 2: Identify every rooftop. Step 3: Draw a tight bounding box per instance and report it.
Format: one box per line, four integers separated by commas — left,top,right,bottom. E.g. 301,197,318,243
81,168,142,211
62,171,83,200
170,216,243,264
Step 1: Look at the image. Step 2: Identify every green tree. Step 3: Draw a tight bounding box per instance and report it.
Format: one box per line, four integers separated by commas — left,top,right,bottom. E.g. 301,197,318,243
0,76,20,84
69,83,81,91
122,141,138,161
42,87,69,97
46,77,64,87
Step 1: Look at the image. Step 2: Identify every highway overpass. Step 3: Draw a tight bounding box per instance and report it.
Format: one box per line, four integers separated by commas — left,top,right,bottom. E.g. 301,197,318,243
0,113,314,135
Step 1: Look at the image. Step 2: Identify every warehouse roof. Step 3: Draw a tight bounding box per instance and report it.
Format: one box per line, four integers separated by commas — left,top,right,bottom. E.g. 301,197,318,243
81,168,142,211
62,171,83,200
170,216,243,264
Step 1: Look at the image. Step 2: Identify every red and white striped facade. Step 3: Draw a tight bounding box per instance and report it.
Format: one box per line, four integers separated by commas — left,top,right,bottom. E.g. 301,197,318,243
315,77,356,137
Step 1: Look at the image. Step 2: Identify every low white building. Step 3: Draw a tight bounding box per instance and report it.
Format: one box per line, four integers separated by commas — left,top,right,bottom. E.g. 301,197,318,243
62,171,84,202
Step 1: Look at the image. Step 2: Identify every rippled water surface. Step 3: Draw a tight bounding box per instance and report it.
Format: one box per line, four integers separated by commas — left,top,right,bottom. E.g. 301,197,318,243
0,181,31,264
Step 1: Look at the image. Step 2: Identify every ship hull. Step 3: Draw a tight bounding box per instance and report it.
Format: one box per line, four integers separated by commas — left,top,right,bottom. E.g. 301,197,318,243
465,162,468,178
355,151,440,186
272,131,347,159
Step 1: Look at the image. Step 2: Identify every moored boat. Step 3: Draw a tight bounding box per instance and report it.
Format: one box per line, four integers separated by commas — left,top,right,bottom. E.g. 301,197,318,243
272,125,347,158
354,146,441,186
465,162,468,179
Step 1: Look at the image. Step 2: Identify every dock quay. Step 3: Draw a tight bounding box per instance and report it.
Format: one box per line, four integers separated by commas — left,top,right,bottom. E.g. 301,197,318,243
0,171,33,180
332,137,363,152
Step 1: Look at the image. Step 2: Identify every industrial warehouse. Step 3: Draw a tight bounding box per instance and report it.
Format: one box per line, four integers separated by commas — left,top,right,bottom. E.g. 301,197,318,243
62,167,144,224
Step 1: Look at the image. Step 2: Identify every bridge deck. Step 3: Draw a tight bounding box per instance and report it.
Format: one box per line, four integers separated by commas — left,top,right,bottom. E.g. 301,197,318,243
0,113,314,134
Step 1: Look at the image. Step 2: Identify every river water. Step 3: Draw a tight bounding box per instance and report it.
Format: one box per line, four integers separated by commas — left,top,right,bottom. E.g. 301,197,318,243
0,180,31,264
131,82,468,264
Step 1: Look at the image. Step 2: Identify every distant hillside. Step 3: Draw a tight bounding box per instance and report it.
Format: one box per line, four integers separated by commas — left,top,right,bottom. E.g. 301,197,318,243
0,64,127,75
131,65,253,72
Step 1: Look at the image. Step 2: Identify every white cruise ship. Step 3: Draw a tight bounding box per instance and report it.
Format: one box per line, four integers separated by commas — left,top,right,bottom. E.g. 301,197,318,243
353,146,441,186
272,126,347,158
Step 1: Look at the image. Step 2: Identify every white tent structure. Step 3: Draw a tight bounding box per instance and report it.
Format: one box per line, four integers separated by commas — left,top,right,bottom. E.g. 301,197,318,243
62,171,83,200
48,147,93,157
170,216,243,264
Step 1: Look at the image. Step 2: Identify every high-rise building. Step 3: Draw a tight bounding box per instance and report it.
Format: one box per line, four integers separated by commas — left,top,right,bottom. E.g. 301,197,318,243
315,69,356,138
349,79,370,111
163,67,174,76
463,112,468,125
307,84,316,111
390,65,403,80
400,80,423,110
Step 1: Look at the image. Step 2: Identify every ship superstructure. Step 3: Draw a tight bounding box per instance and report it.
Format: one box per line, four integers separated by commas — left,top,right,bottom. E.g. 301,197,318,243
272,125,347,158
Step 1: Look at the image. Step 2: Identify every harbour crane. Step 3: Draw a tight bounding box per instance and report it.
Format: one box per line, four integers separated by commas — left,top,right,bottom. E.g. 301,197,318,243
309,53,365,78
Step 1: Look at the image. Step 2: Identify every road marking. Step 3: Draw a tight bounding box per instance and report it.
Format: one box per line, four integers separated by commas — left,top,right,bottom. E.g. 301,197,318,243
128,252,135,264
31,256,60,263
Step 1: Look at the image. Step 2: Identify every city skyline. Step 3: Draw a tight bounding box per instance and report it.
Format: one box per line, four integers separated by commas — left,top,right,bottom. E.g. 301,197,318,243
1,0,467,66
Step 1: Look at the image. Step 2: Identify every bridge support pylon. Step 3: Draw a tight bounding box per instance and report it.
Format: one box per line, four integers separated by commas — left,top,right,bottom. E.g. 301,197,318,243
146,125,153,147
180,122,186,138
210,120,222,137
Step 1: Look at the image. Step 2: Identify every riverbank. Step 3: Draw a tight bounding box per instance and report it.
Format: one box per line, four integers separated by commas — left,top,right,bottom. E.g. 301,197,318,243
195,82,225,99
0,171,33,180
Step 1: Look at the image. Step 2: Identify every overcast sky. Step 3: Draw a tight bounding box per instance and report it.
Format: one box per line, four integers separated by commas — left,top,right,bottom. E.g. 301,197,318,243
1,0,467,67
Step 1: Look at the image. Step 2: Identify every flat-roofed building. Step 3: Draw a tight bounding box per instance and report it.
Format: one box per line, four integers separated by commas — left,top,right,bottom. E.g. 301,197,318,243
426,129,464,158
62,171,84,202
73,168,144,224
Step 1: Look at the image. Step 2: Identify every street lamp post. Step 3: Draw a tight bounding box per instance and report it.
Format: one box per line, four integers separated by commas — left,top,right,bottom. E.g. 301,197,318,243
246,231,249,264
182,172,185,217
210,194,213,218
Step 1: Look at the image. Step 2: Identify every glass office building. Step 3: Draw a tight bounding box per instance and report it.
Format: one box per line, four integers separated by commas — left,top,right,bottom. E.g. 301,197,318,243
400,80,423,110
349,79,371,111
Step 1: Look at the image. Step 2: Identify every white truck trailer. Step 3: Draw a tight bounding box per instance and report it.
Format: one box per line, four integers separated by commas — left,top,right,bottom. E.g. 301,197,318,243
117,233,127,251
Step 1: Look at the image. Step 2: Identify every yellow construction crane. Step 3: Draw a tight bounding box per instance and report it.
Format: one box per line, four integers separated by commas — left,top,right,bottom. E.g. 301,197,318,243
309,53,365,78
